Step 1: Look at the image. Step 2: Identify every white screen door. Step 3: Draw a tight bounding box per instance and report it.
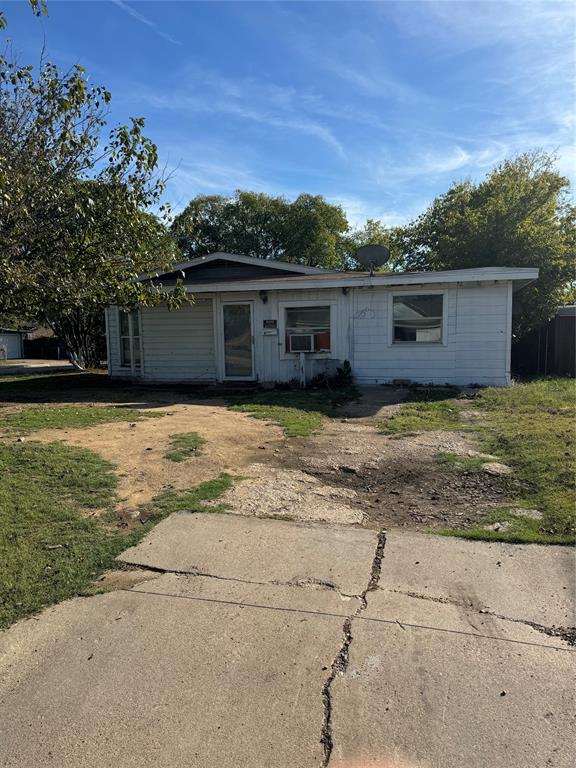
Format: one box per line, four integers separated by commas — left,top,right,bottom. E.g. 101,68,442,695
222,303,254,378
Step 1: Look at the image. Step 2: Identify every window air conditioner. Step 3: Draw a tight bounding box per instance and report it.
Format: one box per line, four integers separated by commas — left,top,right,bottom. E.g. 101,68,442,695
288,334,314,353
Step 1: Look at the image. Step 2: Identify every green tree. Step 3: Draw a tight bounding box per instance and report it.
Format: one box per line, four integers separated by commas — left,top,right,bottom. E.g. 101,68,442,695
400,151,575,336
0,0,47,30
340,218,407,271
0,56,178,367
172,190,349,268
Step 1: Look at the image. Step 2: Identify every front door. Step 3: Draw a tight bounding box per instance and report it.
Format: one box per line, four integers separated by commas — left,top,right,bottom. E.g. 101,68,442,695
222,302,254,379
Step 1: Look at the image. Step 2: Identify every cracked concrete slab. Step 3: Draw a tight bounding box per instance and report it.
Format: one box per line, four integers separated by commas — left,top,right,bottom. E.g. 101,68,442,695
330,620,576,768
0,576,351,768
119,512,379,596
329,529,576,768
363,589,571,647
376,530,575,628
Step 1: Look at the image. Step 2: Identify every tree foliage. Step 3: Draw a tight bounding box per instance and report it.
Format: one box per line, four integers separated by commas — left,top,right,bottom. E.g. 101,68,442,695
0,0,47,31
0,54,178,367
172,190,349,268
339,218,406,271
399,151,575,336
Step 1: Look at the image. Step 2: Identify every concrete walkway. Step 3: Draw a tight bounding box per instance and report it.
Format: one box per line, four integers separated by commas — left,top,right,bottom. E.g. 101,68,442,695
0,515,574,768
0,358,73,375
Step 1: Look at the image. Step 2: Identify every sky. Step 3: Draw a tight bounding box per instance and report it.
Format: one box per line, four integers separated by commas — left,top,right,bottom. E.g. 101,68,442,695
4,0,575,227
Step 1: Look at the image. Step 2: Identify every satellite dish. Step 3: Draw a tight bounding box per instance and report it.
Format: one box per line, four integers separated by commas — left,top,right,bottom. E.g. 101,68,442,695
355,244,390,274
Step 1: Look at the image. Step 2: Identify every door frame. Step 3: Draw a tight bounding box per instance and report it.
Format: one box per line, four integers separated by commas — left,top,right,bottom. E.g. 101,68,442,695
218,300,256,381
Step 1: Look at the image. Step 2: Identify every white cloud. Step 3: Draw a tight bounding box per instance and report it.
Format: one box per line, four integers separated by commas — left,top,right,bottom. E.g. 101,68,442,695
136,72,346,159
112,1,182,46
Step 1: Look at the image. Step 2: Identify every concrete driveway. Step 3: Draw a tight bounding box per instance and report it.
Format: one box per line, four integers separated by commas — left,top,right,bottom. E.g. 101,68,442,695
0,513,574,768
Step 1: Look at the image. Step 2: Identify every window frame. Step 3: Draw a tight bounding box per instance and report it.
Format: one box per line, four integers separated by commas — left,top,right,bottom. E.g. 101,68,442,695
389,290,447,347
118,308,142,373
279,300,336,359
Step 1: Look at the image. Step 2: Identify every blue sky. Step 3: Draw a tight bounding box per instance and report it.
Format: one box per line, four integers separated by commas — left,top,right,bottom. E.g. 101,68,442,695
4,0,575,227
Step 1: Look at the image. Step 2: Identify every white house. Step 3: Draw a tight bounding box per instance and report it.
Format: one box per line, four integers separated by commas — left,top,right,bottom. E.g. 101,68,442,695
105,253,539,387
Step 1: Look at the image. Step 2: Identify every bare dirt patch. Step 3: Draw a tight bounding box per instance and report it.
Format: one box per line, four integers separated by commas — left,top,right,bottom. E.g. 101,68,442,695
255,418,514,531
31,400,284,510
212,462,363,525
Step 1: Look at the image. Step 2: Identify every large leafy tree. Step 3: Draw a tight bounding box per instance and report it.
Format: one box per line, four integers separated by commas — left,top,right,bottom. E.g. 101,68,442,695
339,218,407,271
172,190,349,268
0,54,177,367
399,151,575,336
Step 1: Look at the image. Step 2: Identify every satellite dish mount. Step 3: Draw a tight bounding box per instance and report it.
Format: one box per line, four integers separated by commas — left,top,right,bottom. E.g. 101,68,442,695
354,244,390,276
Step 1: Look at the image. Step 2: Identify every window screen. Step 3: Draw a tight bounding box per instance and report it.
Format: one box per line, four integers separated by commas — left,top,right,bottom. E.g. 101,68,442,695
393,295,443,343
285,306,331,352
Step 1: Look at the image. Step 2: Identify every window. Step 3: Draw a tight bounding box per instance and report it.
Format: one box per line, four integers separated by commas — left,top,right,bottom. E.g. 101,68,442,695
393,294,443,343
285,306,331,353
119,309,141,368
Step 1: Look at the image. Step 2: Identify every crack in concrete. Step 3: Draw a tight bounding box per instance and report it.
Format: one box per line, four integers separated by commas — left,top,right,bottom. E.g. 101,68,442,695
320,530,387,766
121,561,358,599
388,589,576,646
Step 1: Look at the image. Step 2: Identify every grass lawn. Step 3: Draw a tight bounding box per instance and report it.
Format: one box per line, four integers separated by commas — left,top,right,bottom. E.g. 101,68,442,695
381,379,575,544
0,438,233,629
454,378,575,544
378,400,463,435
0,404,162,435
228,386,358,437
165,432,207,462
152,473,234,514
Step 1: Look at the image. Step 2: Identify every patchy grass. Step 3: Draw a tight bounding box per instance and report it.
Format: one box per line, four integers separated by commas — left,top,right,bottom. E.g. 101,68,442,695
1,441,129,628
378,400,463,435
165,432,207,462
152,473,234,514
435,451,486,472
0,404,162,435
438,507,574,546
228,387,357,438
431,379,575,544
0,440,234,629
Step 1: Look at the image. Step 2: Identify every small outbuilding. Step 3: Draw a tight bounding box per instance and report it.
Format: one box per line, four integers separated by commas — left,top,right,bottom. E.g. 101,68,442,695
0,328,25,360
105,253,538,387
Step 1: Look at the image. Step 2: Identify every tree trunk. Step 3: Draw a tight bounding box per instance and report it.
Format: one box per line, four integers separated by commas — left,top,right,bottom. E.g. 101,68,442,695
49,307,104,370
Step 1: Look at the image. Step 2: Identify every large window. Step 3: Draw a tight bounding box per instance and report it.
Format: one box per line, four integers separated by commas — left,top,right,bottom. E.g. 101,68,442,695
393,294,443,344
285,306,331,353
119,309,141,368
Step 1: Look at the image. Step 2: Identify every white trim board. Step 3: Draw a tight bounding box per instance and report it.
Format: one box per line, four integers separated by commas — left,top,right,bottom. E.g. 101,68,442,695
153,268,539,295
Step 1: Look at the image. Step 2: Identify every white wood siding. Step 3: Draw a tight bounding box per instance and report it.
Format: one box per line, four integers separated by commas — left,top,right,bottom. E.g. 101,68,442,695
141,300,216,381
106,307,121,374
107,280,513,386
351,282,511,385
108,301,216,381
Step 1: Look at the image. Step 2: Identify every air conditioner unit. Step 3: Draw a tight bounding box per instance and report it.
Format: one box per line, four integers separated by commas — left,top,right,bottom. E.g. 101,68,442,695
288,333,314,353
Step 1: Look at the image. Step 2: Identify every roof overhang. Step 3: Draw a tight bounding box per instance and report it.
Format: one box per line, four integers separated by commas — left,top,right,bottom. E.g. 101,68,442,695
152,266,540,294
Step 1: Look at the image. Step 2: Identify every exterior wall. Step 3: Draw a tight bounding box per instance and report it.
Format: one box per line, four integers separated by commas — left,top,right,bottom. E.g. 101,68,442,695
0,332,23,359
107,300,216,381
351,282,511,386
107,280,513,386
214,287,350,384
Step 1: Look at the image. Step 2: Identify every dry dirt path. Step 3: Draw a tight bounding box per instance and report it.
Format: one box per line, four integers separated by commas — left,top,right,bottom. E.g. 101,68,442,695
213,390,510,531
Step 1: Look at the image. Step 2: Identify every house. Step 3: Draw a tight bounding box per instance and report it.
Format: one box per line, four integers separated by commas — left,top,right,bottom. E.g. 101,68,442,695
105,253,539,387
0,328,25,360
